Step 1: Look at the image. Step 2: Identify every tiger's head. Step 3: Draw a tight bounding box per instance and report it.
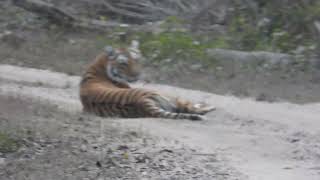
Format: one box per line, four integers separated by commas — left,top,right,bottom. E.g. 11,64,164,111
105,40,142,84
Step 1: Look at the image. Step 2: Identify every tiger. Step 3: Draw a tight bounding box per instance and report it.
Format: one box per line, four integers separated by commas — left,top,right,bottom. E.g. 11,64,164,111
79,41,215,120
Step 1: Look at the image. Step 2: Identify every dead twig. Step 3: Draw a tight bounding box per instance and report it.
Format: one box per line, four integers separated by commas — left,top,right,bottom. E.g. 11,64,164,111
12,0,132,31
13,0,76,25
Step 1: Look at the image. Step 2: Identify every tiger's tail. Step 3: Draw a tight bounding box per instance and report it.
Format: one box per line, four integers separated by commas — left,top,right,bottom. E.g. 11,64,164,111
155,109,204,120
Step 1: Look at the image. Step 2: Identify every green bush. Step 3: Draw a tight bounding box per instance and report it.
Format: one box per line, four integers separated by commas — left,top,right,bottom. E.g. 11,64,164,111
227,1,320,53
0,132,20,153
97,30,228,66
140,31,205,61
96,1,320,66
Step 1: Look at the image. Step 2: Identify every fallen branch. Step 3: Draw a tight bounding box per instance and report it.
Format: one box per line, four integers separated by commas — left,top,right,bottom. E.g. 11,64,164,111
11,0,207,32
13,0,76,25
101,1,153,21
12,0,132,31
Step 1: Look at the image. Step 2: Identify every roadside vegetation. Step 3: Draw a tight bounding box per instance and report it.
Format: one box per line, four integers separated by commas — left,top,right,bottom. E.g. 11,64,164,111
0,132,20,153
94,1,319,67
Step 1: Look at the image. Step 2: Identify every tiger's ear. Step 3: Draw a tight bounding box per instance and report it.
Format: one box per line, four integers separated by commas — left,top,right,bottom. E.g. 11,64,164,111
130,40,139,50
128,40,142,60
104,46,114,57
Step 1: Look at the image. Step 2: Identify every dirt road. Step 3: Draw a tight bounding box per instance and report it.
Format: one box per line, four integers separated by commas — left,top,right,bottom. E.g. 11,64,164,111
0,64,319,180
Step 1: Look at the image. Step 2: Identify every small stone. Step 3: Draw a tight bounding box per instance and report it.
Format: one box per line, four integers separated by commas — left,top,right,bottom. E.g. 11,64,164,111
151,53,159,59
289,138,300,143
257,17,271,27
68,39,76,45
80,145,87,152
96,161,102,168
118,145,129,151
119,24,129,27
190,64,202,71
0,31,25,47
314,21,320,34
128,131,138,137
22,154,32,159
263,63,269,68
135,155,150,163
256,93,273,102
193,41,200,45
123,152,129,159
216,66,223,71
160,160,168,168
0,158,5,165
0,30,12,38
294,46,306,54
256,93,268,101
164,58,172,63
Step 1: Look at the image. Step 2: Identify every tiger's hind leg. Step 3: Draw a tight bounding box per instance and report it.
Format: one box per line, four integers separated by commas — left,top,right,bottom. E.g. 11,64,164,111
141,96,204,120
175,98,216,115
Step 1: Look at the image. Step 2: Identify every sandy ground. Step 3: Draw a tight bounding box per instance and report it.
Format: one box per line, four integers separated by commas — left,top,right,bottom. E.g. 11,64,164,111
0,64,320,180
